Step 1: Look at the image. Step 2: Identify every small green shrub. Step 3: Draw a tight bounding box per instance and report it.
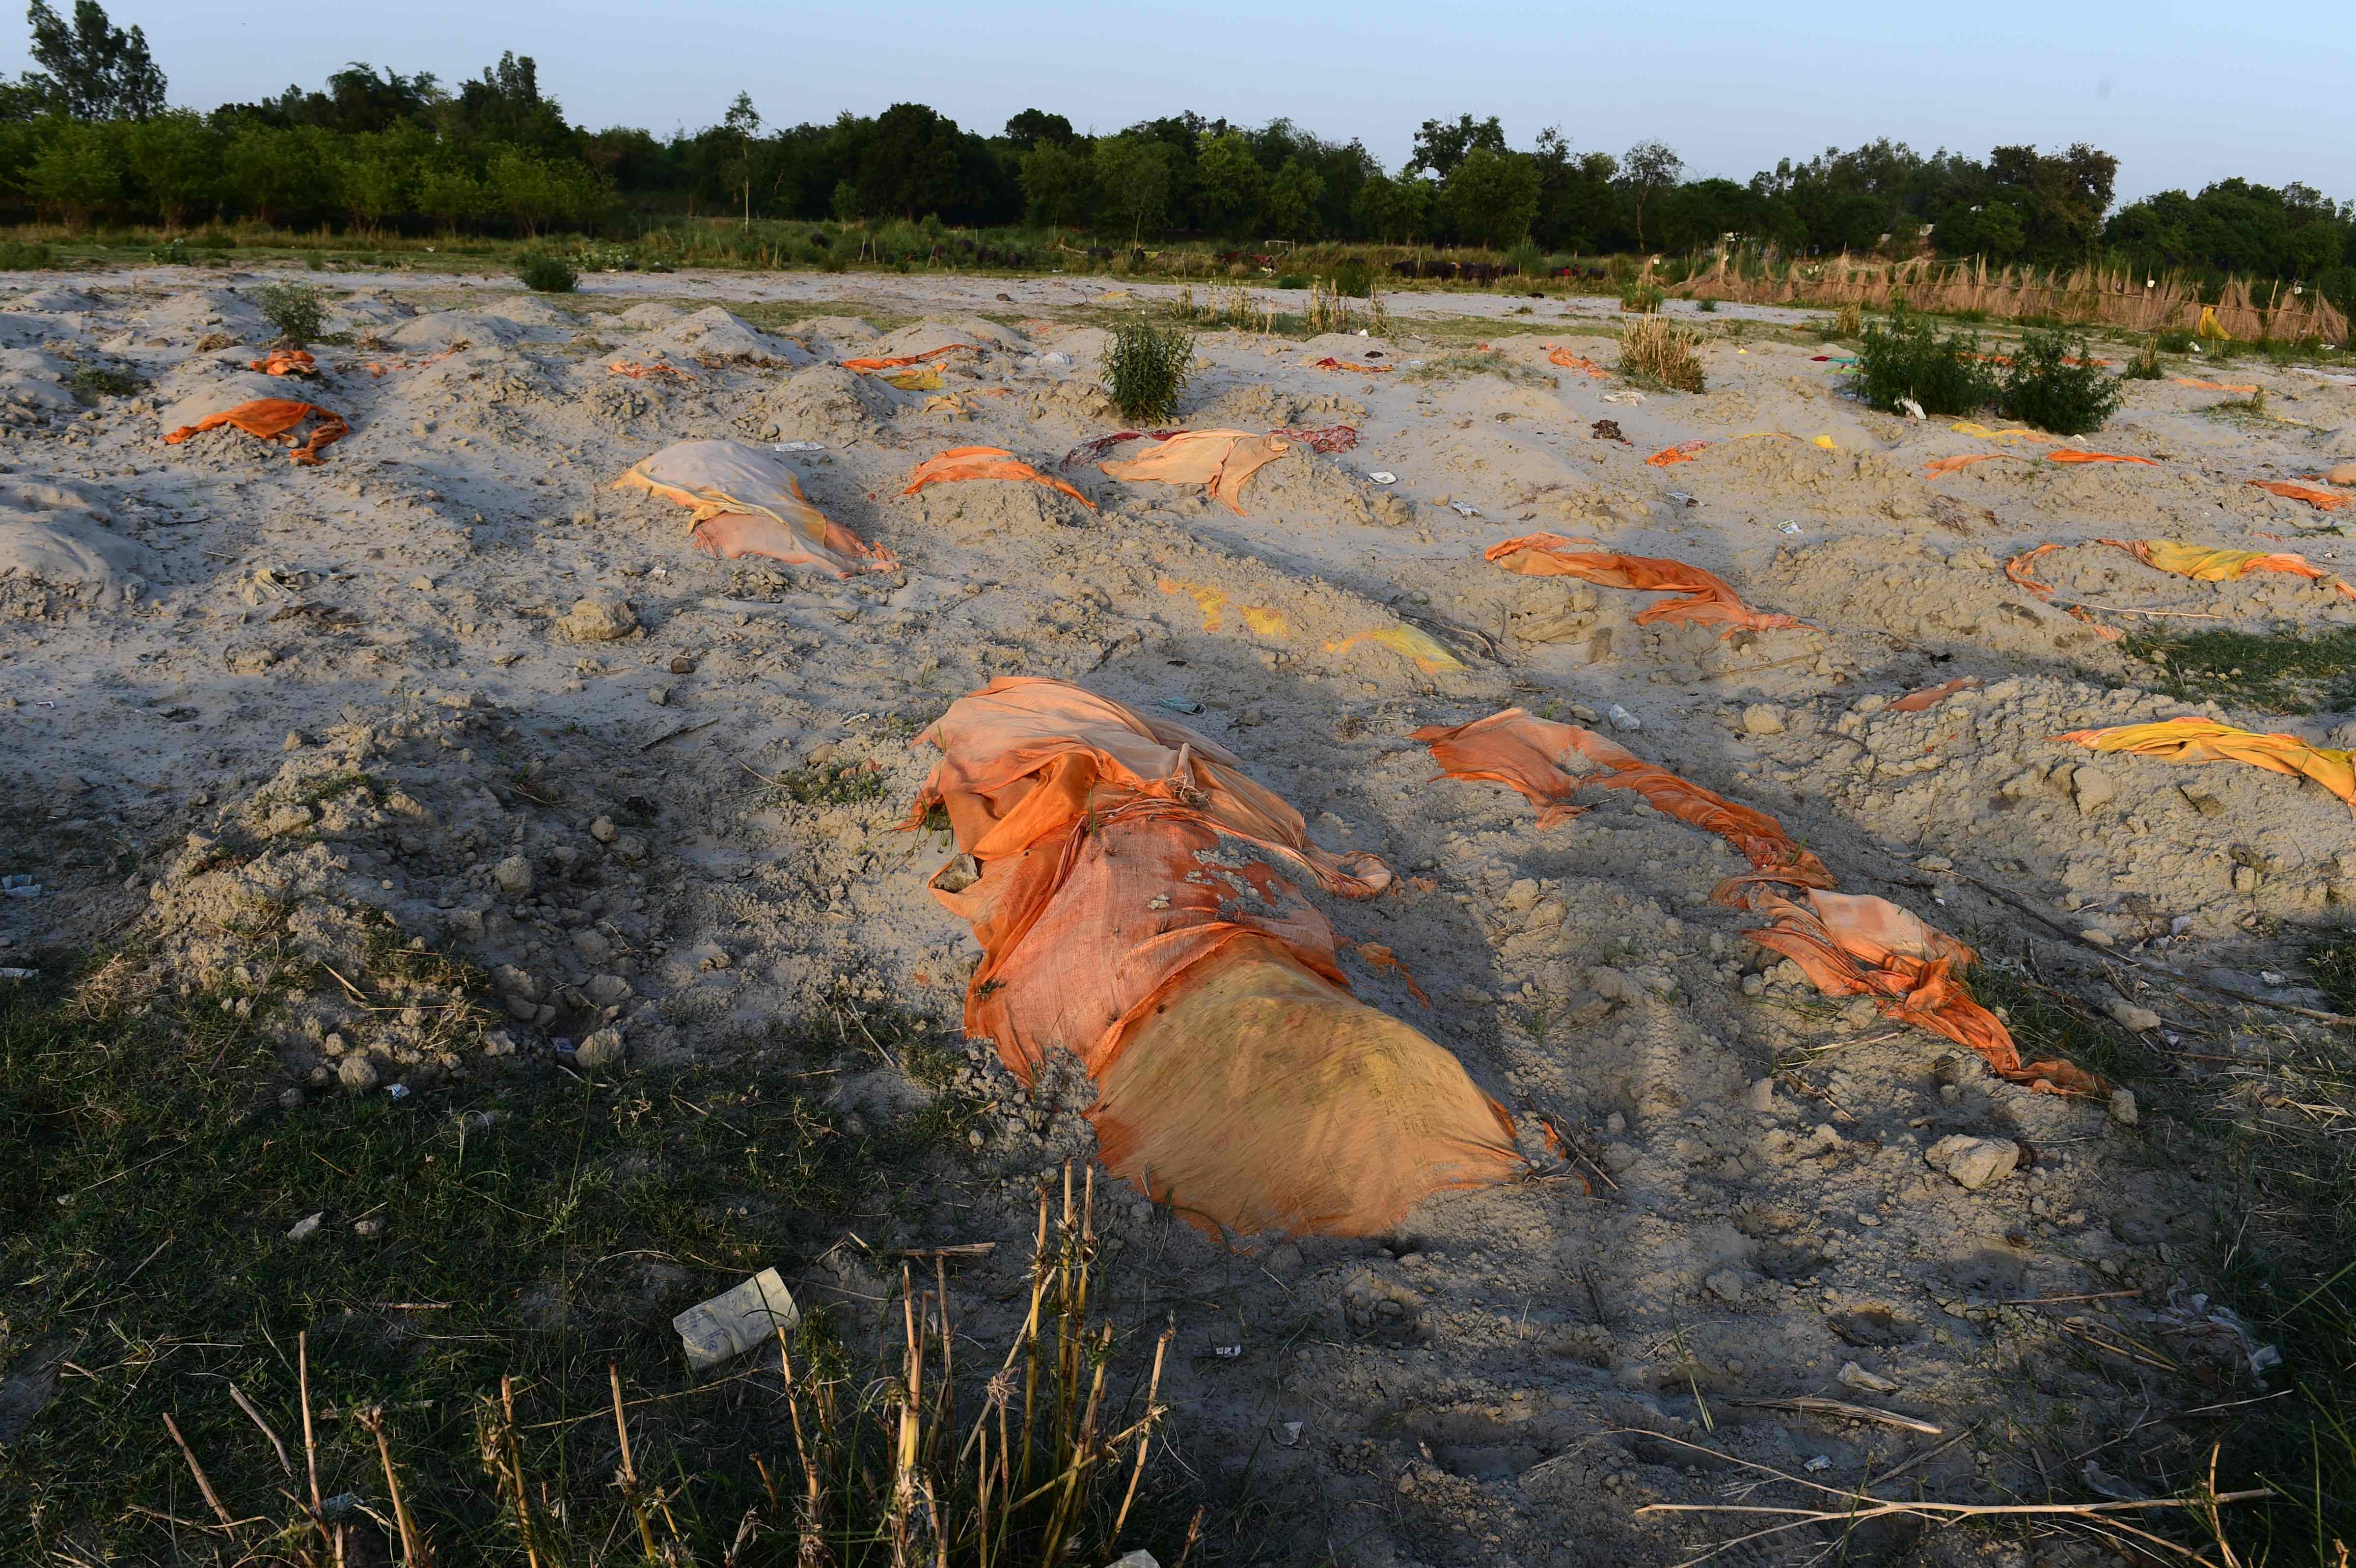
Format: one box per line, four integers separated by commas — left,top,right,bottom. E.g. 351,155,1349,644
0,240,55,270
515,251,578,293
251,281,325,346
68,363,145,401
1100,312,1195,422
2124,335,2164,379
1274,272,1310,290
1833,301,1863,337
1619,282,1665,314
148,238,191,265
2155,327,2197,354
1999,327,2125,434
1856,303,1995,415
1697,296,1718,312
1328,257,1372,297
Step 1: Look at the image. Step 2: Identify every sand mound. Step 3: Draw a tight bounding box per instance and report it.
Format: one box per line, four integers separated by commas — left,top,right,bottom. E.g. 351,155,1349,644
616,302,683,327
634,306,809,368
386,311,527,351
155,371,294,437
0,510,148,596
786,315,880,357
480,294,575,328
1237,445,1415,527
3,286,99,314
756,362,896,441
868,316,1030,357
121,289,269,343
1765,535,2123,659
0,348,74,409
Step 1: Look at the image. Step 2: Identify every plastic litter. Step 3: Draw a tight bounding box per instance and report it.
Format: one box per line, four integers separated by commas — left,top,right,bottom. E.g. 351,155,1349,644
1158,697,1204,714
2,875,42,897
773,440,825,452
1898,397,1926,421
0,968,35,981
673,1267,800,1370
1450,502,1481,518
1777,520,1802,534
1367,470,1397,485
386,1083,411,1100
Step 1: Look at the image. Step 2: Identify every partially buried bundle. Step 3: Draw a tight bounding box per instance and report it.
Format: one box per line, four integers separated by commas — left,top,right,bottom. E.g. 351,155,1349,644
2057,716,2356,813
1484,532,1808,638
1097,429,1292,516
164,397,347,464
912,677,1521,1237
901,446,1096,509
1412,708,2104,1096
613,438,895,576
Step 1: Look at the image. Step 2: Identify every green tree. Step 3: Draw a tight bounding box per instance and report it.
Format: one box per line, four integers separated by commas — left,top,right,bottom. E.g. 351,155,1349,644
24,0,164,119
1263,156,1326,238
1194,130,1264,236
1441,146,1538,246
856,102,964,221
490,148,572,235
337,140,408,233
24,117,119,224
125,108,218,227
414,160,483,234
1619,139,1684,250
723,91,759,227
1002,108,1074,150
1406,112,1505,179
1359,169,1432,242
1093,134,1169,242
1018,141,1093,228
222,124,309,224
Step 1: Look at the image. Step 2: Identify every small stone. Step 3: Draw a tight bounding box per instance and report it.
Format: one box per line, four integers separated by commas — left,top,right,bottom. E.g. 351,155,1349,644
611,834,648,865
2079,928,2115,947
575,1027,626,1070
572,927,615,966
2324,462,2356,487
556,593,638,643
493,855,534,895
2070,765,2115,814
1704,1270,1747,1304
287,1212,326,1242
1837,1360,1899,1394
1607,703,1642,731
482,1030,518,1057
1742,703,1785,736
2108,1088,2139,1126
669,656,697,675
278,1085,305,1110
410,575,435,592
353,1217,385,1238
1924,1134,2020,1190
337,1054,379,1093
589,815,619,843
648,684,670,706
1503,878,1539,913
2107,998,2161,1032
282,730,305,751
1744,1077,1777,1113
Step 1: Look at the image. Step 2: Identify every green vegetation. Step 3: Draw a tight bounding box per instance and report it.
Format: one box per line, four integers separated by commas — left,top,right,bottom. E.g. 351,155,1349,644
65,360,141,399
2124,334,2164,378
251,278,324,344
1998,326,2125,433
1617,313,1705,393
767,757,889,806
2121,622,2356,713
1402,351,1555,388
1856,303,1995,414
1100,311,1194,422
513,248,576,292
0,237,54,268
1617,281,1663,313
0,950,1198,1562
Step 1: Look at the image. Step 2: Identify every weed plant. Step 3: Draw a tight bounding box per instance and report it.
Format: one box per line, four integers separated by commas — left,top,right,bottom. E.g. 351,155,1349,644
1100,313,1194,423
515,251,578,293
1617,314,1705,392
252,281,325,346
67,363,144,401
1999,326,2126,433
1618,282,1664,314
1855,303,1993,415
2125,335,2164,379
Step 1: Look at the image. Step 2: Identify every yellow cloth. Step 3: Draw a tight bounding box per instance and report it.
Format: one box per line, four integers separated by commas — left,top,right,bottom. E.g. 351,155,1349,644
2057,717,2356,812
2197,306,2233,341
1323,624,1463,673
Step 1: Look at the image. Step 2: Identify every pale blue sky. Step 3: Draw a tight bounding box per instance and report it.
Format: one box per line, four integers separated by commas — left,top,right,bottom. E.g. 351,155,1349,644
24,0,2356,204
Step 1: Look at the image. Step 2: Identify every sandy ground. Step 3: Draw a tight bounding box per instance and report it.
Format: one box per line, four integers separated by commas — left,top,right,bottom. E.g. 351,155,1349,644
4,262,2354,1566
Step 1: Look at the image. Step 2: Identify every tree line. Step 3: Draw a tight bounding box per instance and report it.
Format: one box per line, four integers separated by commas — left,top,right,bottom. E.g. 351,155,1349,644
3,1,2351,307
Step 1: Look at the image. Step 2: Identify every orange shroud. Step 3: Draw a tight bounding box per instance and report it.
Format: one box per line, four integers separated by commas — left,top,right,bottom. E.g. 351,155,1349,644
2056,715,2356,813
1097,430,1292,516
841,343,976,372
1309,356,1391,373
2046,449,2158,466
248,349,317,376
1645,440,1707,467
1889,676,1981,713
901,446,1096,510
2247,479,2349,512
1484,532,1808,638
164,398,348,464
1547,346,1609,377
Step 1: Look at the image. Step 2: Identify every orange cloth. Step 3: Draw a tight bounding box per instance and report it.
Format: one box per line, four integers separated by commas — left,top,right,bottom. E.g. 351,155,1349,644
2248,479,2349,512
164,398,348,465
1889,676,1981,713
913,678,1518,1236
614,437,896,577
608,360,694,384
1309,356,1390,373
1410,708,1832,888
1484,532,1808,639
1746,889,2106,1097
841,343,976,372
1998,543,2124,640
1547,347,1609,377
2047,449,2158,466
2098,536,2354,597
1645,440,1707,467
1924,453,2023,476
1098,430,1292,516
248,349,316,377
901,446,1096,510
2173,378,2259,393
2057,716,2356,813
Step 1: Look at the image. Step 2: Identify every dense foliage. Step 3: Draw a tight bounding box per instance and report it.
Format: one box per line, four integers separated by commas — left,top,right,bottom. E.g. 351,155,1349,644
1855,304,1995,415
0,4,2349,308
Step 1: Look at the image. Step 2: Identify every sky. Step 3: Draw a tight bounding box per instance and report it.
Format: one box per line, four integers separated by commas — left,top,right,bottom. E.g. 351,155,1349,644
17,0,2356,205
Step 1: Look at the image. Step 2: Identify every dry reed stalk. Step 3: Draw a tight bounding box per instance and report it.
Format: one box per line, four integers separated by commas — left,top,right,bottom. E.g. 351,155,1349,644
160,1412,239,1529
497,1376,542,1568
227,1383,291,1476
610,1362,660,1562
358,1406,432,1567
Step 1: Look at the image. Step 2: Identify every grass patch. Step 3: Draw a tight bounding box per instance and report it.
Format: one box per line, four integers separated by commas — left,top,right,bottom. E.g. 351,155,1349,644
2120,623,2356,713
767,758,890,807
1617,314,1705,393
0,950,1108,1562
1401,351,1554,388
66,362,146,402
1099,312,1194,423
2123,335,2164,380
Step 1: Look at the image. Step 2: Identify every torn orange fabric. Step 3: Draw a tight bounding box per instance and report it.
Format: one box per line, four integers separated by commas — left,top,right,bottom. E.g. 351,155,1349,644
608,360,694,384
2056,716,2356,813
2174,378,2259,393
840,342,975,372
1924,453,2024,476
2248,479,2350,512
912,677,1518,1236
1353,943,1431,1007
901,446,1096,510
1310,356,1390,373
1098,430,1292,516
2047,449,2158,466
248,349,317,377
1409,708,1832,888
2000,543,2125,640
2098,536,2355,597
1889,676,1981,713
1547,346,1609,377
164,398,348,465
614,437,896,577
1645,440,1707,467
1484,532,1808,639
1745,889,2106,1096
